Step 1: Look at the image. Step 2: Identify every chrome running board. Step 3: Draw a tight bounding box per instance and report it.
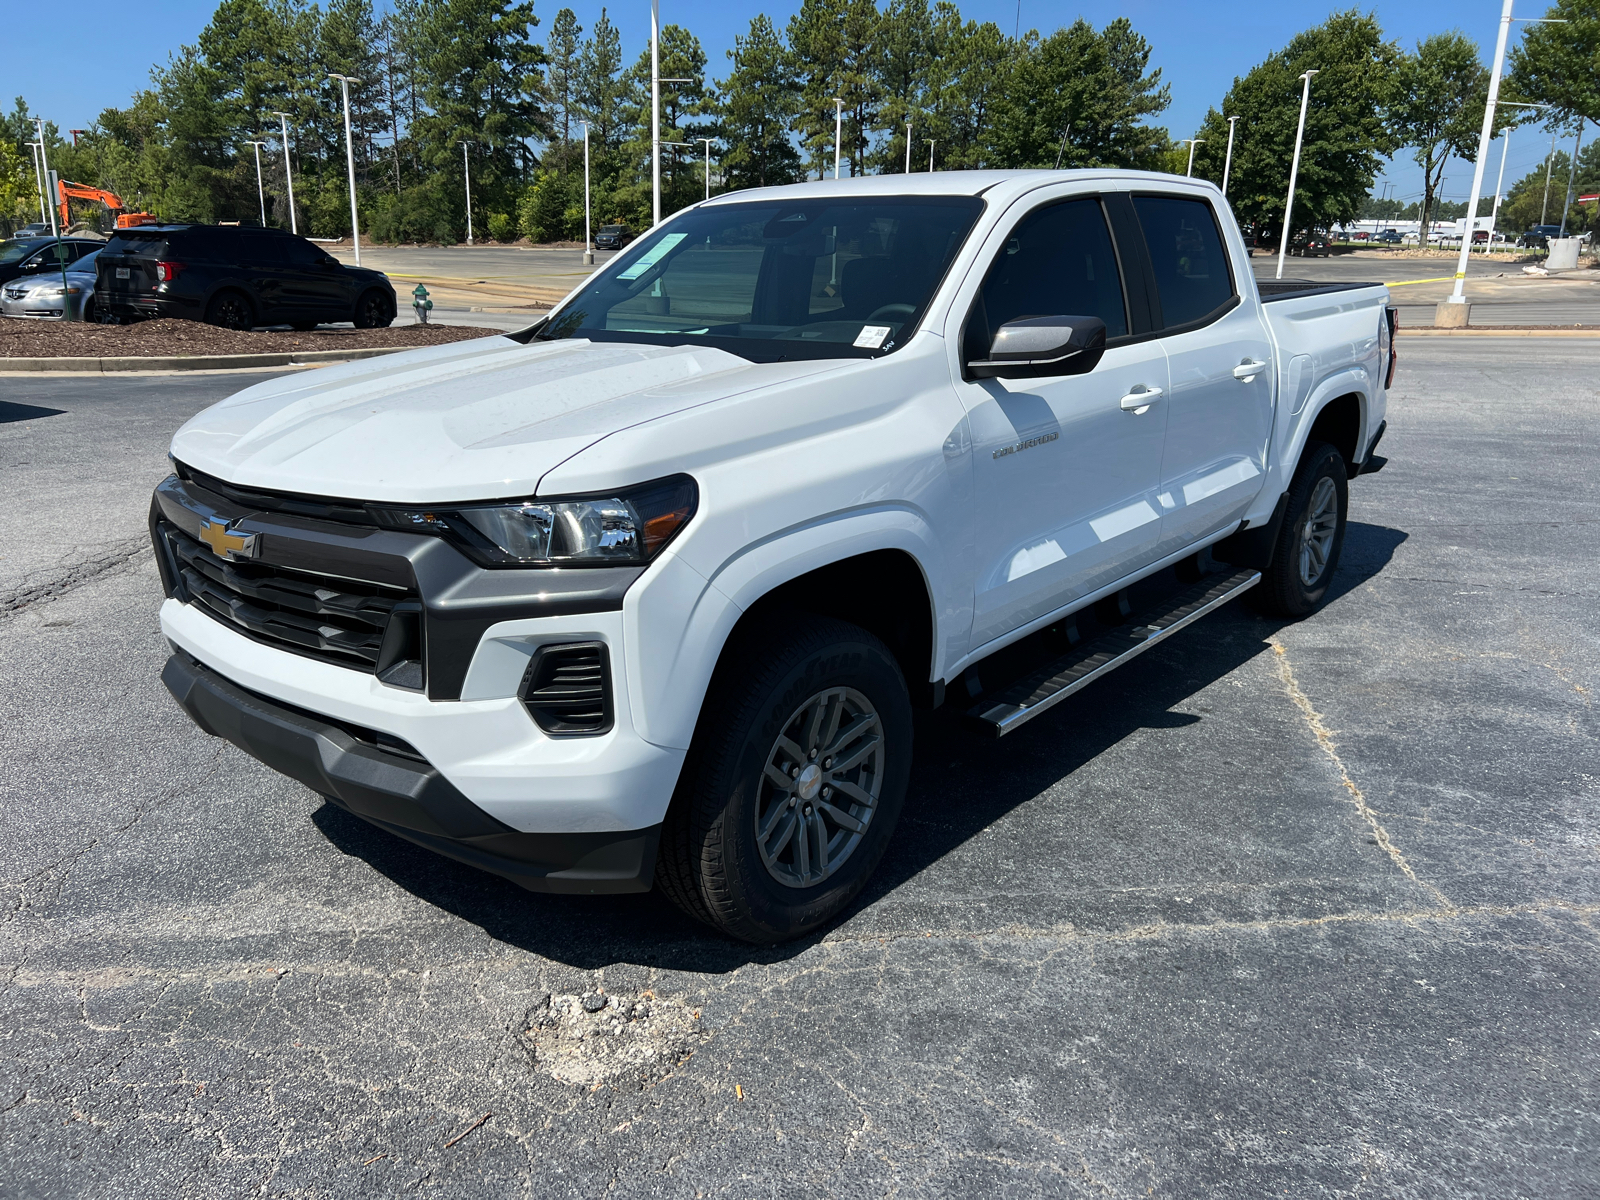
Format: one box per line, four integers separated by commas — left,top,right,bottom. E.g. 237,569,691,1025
967,569,1262,737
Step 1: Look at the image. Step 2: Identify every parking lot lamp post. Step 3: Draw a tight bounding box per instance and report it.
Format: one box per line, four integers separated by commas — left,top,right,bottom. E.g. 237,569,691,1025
460,141,473,245
1222,116,1238,196
1489,104,1550,253
1275,70,1317,279
1183,138,1203,177
1541,129,1558,225
905,123,912,174
246,141,269,226
834,98,843,179
1559,119,1584,237
580,121,593,265
327,75,363,265
1446,1,1568,304
272,112,298,234
650,0,661,224
696,137,715,200
926,140,935,172
32,117,73,317
25,141,46,225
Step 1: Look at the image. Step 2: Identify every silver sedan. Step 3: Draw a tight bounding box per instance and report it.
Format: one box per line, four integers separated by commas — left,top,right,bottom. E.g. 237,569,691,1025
1,249,101,321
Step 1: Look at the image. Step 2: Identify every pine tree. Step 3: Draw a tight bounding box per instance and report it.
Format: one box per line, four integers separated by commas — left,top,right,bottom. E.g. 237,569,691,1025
547,9,584,172
718,15,802,190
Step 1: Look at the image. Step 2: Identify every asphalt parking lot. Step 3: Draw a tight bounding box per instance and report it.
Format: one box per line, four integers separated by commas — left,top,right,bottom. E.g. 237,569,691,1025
2,338,1597,1197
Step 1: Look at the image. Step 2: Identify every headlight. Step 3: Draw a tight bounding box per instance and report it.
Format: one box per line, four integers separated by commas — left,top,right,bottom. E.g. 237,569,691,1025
43,285,83,297
376,475,696,567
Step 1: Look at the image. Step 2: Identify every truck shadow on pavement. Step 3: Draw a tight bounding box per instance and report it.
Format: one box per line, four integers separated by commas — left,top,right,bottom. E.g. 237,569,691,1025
311,521,1407,973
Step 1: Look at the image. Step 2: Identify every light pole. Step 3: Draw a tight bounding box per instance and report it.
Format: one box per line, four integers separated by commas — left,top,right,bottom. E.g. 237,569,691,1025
1222,116,1239,196
272,112,297,234
1490,103,1550,253
1559,119,1585,238
926,140,936,172
245,140,269,226
32,117,72,316
905,122,913,174
460,141,473,245
695,137,715,200
651,0,661,225
25,141,46,225
580,121,593,265
1447,2,1566,307
328,74,363,265
1275,69,1317,280
33,119,59,238
1182,138,1203,177
834,98,844,179
1054,126,1070,169
1541,128,1558,225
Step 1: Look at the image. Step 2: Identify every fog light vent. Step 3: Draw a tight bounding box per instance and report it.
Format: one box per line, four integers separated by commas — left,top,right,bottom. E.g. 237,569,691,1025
520,643,612,736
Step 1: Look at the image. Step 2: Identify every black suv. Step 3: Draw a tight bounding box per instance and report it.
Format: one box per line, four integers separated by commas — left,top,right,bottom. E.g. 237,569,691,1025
593,223,633,250
0,236,103,286
96,225,396,329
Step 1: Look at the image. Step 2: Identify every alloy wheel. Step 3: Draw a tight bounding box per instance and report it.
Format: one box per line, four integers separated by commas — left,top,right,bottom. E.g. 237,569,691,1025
754,687,884,888
1298,475,1339,587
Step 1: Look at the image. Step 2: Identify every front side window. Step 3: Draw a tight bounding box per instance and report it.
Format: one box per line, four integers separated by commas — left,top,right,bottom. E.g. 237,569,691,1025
964,197,1128,362
1134,195,1235,328
539,197,984,362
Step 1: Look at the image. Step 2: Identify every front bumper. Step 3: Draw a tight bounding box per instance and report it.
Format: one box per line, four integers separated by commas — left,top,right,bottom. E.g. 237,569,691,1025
163,651,661,893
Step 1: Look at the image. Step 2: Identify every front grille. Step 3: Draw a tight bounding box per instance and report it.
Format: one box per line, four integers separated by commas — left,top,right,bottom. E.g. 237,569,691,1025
519,643,613,735
158,519,412,673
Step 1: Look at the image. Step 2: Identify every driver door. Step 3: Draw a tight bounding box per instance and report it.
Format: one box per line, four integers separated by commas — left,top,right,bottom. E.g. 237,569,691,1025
950,193,1171,650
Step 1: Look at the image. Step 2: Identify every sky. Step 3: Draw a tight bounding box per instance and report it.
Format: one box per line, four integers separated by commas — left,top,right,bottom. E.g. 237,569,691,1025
6,0,1577,207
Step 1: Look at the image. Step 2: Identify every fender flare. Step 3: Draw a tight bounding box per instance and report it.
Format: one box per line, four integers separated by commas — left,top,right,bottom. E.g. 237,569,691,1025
622,507,950,750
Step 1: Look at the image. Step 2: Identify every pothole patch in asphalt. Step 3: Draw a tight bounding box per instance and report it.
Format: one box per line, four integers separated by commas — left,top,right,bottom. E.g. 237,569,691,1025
522,990,707,1088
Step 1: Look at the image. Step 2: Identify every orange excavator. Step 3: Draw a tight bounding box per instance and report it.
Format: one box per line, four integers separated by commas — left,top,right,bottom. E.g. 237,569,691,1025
55,180,159,232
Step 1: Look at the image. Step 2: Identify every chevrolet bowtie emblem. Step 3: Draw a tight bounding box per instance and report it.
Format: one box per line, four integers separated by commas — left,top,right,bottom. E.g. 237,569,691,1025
198,517,259,561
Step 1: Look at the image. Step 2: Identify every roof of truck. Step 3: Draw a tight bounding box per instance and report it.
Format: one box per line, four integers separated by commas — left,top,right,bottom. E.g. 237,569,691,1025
700,169,1219,208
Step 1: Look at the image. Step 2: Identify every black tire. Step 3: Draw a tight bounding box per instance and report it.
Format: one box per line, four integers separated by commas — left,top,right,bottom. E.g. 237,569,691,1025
352,289,393,328
1255,441,1349,618
657,615,913,943
205,290,255,330
81,297,95,324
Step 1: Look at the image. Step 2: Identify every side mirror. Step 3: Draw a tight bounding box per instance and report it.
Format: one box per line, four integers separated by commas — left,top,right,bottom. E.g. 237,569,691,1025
967,315,1107,380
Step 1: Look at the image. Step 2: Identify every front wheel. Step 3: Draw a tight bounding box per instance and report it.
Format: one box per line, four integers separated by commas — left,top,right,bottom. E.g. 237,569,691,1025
352,289,392,328
1255,441,1349,617
656,616,913,943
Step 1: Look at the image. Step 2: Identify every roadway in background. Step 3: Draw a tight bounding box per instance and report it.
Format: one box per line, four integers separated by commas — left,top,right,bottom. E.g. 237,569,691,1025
2,338,1597,1195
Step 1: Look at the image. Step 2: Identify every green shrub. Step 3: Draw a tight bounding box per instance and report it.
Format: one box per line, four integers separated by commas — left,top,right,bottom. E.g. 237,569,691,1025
487,211,516,242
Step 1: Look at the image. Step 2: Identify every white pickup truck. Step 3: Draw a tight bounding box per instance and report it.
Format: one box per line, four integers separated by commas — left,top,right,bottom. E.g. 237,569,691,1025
153,171,1395,942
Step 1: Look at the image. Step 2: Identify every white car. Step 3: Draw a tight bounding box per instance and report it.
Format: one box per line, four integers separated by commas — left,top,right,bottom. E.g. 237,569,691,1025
152,171,1395,942
0,248,100,320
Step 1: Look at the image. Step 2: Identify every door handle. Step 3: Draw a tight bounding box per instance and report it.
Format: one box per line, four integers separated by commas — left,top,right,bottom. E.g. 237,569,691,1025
1119,386,1163,414
1233,359,1269,381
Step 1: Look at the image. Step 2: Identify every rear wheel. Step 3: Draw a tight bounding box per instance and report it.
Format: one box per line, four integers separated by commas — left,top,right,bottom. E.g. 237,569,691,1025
352,289,392,328
657,615,912,943
204,290,255,330
1255,441,1348,617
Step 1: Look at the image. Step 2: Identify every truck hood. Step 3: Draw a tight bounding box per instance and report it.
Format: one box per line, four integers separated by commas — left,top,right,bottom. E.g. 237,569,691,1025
170,336,841,502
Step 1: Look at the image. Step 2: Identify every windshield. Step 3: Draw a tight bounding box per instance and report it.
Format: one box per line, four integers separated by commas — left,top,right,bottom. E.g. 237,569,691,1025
0,241,43,264
538,196,984,362
600,225,626,233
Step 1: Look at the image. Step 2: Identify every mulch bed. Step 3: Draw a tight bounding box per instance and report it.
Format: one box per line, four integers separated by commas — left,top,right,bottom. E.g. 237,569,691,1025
0,318,505,358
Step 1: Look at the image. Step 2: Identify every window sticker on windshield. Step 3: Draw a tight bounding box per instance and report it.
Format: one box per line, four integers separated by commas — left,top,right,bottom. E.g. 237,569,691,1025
853,324,891,349
618,233,686,281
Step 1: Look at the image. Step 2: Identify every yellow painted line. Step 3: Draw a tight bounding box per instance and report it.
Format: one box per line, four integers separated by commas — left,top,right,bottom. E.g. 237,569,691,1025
1383,276,1457,287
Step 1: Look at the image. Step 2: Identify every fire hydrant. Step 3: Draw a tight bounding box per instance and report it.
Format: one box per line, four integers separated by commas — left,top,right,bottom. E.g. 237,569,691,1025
411,283,433,325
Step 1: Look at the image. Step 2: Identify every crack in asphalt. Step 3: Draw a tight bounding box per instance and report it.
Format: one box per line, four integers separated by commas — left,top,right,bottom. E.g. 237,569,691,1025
1268,637,1454,909
0,536,152,620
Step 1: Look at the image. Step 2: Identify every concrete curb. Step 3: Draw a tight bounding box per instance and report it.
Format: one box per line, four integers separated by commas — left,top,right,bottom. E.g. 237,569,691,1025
1396,327,1600,337
0,345,417,374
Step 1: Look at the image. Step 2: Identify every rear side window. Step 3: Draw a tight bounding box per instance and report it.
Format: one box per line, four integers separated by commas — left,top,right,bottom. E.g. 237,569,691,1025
279,236,326,265
966,197,1128,359
1133,196,1235,328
